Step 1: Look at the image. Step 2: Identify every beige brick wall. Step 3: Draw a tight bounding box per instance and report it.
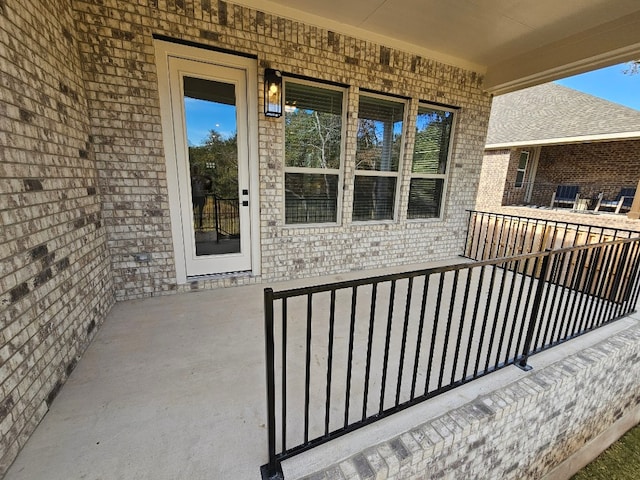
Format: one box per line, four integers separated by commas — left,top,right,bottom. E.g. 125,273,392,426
0,0,114,473
72,0,492,300
476,149,511,209
532,140,640,205
480,142,640,209
301,322,640,480
0,0,491,471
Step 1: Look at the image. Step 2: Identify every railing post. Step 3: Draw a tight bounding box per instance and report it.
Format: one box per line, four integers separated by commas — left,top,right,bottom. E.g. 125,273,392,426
517,250,552,371
214,195,221,244
261,288,284,480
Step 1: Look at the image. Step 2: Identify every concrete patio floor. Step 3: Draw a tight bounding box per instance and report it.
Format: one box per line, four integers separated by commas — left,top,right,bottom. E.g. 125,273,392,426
3,259,467,480
5,252,639,480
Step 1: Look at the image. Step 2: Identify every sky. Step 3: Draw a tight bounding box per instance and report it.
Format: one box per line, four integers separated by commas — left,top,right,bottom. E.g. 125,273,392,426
555,62,640,110
185,97,236,146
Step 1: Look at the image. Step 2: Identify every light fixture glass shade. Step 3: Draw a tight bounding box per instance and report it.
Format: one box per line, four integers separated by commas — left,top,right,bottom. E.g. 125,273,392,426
264,69,282,117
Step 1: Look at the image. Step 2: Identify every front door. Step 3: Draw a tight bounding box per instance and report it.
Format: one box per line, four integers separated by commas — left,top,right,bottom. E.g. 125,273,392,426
156,42,257,279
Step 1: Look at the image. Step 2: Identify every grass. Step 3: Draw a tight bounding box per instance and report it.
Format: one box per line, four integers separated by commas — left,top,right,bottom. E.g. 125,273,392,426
571,423,640,479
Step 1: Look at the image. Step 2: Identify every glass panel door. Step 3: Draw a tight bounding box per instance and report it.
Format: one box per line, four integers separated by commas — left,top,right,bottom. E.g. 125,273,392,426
168,57,252,276
184,77,241,256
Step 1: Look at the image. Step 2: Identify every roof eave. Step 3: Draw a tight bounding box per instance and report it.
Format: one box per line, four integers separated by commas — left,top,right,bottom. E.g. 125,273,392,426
485,131,640,150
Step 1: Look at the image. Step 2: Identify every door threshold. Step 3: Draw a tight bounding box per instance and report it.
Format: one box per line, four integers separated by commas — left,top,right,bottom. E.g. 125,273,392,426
187,270,253,281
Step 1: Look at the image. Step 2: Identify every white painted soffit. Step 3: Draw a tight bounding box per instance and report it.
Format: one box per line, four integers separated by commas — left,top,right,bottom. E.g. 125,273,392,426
484,10,640,95
231,0,486,73
486,131,640,150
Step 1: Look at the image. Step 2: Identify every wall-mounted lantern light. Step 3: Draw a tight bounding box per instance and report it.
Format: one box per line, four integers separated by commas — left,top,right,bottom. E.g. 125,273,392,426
264,68,283,118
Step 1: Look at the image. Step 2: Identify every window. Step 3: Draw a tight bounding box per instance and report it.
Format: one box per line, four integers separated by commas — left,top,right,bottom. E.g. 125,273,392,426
407,104,455,219
515,151,529,188
353,94,405,221
284,80,345,224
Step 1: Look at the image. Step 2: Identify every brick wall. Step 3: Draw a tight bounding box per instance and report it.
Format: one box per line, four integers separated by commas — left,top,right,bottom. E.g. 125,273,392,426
0,0,491,472
72,0,492,300
502,147,535,205
531,141,640,206
479,141,640,210
0,0,114,473
475,149,511,209
300,322,640,480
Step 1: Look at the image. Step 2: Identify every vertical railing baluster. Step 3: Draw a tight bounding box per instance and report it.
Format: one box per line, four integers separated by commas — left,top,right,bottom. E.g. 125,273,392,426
479,213,492,260
494,216,507,258
324,290,337,437
502,217,514,258
304,293,312,444
438,270,458,389
410,275,430,400
281,298,287,452
557,249,580,340
567,245,595,336
618,241,639,314
550,252,573,343
344,286,358,428
609,242,631,320
262,288,279,478
626,240,640,311
493,259,517,369
379,280,397,413
470,211,480,259
514,256,540,356
530,219,541,253
464,266,485,377
465,210,474,258
484,260,508,372
362,283,378,421
517,252,551,369
585,242,614,330
612,242,636,319
560,222,569,248
573,249,595,335
596,243,614,326
473,264,498,377
425,273,445,394
451,269,473,383
573,246,602,335
536,253,561,348
396,277,414,406
518,217,529,255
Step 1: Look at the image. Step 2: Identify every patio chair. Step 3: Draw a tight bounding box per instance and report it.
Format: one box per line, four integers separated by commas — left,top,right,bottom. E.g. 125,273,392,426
550,185,580,209
594,187,636,214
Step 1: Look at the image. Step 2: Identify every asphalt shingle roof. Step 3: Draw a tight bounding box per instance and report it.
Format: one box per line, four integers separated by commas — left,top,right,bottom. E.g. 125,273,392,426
485,83,640,147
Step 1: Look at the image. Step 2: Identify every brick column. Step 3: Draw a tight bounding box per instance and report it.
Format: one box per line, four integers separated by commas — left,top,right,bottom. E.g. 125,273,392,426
626,178,640,219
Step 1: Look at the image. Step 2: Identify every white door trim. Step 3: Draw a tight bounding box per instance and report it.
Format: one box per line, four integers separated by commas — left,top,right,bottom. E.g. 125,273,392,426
525,147,541,204
154,40,261,283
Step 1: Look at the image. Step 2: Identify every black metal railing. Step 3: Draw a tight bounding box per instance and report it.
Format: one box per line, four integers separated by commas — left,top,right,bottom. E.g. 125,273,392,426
285,196,338,224
465,210,640,262
194,195,240,239
261,237,640,478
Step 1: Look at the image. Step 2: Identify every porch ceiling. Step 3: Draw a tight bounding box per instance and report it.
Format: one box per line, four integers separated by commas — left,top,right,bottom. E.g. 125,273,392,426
236,0,640,94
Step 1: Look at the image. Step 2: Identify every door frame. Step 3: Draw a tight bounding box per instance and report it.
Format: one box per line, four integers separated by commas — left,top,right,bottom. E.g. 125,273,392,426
524,146,541,204
154,39,261,283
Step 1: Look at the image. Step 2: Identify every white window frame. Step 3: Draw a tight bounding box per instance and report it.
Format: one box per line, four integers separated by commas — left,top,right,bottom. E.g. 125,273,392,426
407,102,457,221
353,91,408,223
282,78,347,226
515,150,529,188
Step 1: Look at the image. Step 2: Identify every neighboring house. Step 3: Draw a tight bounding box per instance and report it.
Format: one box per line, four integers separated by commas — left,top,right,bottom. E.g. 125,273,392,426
2,0,640,476
477,83,640,212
